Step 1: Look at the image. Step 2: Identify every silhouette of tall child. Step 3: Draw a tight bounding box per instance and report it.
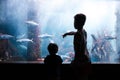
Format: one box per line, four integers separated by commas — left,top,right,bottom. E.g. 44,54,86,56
63,13,92,80
44,43,63,80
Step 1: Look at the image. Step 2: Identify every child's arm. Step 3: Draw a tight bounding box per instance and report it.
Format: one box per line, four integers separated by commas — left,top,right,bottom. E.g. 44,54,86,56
62,31,76,38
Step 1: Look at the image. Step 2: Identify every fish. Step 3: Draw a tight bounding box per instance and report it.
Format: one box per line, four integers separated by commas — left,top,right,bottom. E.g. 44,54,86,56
25,20,39,26
104,36,117,40
48,38,54,43
19,45,27,50
16,38,33,43
60,55,71,59
16,34,26,39
38,33,54,39
0,34,14,39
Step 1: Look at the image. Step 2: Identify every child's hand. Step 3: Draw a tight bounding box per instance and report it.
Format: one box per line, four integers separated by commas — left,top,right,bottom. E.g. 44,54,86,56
62,34,66,38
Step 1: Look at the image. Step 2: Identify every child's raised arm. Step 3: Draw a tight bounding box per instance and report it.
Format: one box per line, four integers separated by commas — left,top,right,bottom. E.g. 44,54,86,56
62,31,76,38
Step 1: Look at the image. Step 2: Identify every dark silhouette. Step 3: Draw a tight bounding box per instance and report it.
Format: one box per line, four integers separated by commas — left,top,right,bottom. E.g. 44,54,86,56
63,13,92,80
44,43,63,80
0,39,8,61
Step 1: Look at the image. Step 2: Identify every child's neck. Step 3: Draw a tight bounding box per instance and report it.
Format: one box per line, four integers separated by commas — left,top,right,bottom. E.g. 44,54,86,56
78,29,83,32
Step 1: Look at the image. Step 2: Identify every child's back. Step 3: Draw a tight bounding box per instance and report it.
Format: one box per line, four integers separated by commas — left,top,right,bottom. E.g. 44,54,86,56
44,54,63,65
44,43,62,64
44,43,63,80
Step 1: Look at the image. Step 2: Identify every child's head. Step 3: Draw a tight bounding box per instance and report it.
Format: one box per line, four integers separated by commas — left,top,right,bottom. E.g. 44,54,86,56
48,43,58,55
74,13,86,30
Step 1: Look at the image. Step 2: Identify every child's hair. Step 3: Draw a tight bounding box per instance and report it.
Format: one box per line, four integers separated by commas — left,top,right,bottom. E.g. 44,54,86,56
48,43,58,55
74,13,86,30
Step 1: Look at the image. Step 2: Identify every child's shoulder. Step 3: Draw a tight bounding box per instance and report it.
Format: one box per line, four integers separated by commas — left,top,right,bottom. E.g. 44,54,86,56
83,29,86,32
82,29,87,34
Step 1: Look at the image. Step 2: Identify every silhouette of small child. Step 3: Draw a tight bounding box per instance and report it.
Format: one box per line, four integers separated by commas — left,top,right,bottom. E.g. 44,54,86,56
63,13,91,80
44,43,63,80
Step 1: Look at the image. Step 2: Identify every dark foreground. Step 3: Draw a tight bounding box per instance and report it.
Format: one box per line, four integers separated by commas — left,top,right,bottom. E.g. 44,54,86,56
0,61,120,80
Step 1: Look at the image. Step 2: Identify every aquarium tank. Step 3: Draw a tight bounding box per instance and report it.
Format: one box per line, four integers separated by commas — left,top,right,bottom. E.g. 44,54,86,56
0,0,120,63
